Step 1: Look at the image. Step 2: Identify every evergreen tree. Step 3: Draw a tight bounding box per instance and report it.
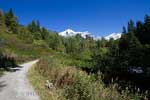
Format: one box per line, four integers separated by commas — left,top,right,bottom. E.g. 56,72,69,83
5,8,18,33
128,34,142,66
36,20,41,32
144,15,150,44
128,19,135,33
28,20,37,33
28,20,42,40
41,27,49,40
144,15,150,32
135,21,144,43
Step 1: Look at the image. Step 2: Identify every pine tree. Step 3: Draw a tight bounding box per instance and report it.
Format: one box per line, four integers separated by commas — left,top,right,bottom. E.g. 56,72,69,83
135,21,145,43
28,20,37,33
41,27,49,40
128,19,135,33
28,20,42,40
144,15,150,32
144,15,150,44
5,8,18,33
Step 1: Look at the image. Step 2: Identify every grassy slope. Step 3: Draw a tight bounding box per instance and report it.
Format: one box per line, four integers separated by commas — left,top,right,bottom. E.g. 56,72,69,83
0,32,143,100
0,32,53,63
0,32,53,76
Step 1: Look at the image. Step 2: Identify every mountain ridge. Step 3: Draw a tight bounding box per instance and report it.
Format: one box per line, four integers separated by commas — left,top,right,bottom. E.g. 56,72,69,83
59,29,122,40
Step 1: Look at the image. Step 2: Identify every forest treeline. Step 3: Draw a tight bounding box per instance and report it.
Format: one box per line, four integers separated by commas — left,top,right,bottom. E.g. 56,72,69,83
1,8,150,91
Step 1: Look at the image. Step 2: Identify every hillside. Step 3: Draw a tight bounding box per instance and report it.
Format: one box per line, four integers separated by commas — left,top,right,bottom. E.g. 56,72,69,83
0,32,53,63
0,8,150,100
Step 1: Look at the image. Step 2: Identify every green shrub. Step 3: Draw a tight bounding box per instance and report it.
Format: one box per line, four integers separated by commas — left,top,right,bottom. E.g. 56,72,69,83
0,52,17,70
33,56,146,100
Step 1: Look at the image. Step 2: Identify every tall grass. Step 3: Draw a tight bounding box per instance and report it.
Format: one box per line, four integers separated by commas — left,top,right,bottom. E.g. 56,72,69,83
0,32,53,64
29,56,146,100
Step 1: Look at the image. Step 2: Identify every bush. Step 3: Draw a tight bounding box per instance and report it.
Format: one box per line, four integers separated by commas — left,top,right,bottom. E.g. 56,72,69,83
34,56,146,100
64,72,123,100
0,52,17,70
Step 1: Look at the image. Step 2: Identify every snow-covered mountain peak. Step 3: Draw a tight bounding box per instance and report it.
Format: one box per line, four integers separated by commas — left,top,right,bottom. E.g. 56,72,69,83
59,29,75,36
59,29,91,38
65,29,75,33
105,33,122,40
59,29,121,40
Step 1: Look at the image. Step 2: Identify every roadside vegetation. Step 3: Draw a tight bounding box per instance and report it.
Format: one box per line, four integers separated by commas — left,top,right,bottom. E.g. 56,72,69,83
29,56,145,100
1,8,150,99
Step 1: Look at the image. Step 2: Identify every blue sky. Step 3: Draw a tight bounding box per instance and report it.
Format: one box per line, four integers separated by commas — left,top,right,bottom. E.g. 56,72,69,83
0,0,150,36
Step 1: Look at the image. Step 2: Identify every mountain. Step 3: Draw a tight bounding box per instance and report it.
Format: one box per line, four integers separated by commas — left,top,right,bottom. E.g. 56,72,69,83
59,29,91,38
59,29,121,40
104,33,122,40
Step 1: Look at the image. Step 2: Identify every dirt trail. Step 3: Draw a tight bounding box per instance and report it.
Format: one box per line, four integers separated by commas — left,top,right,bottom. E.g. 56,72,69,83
0,60,40,100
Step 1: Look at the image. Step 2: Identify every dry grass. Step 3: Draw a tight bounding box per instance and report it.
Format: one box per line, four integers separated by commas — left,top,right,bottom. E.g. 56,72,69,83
28,57,144,100
28,63,65,100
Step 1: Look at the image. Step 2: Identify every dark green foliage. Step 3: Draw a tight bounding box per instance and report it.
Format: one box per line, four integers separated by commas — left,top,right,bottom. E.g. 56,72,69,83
41,27,49,40
28,20,41,33
27,20,42,40
134,15,150,44
48,31,64,51
0,52,17,70
142,45,150,68
64,36,80,54
82,15,150,92
127,19,135,33
18,26,34,43
4,9,19,33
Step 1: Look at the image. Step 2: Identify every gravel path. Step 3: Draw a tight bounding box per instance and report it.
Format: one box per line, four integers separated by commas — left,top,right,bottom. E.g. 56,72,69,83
0,60,40,100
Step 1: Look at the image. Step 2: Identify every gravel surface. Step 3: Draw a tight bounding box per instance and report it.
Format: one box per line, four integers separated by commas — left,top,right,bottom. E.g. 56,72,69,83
0,60,40,100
